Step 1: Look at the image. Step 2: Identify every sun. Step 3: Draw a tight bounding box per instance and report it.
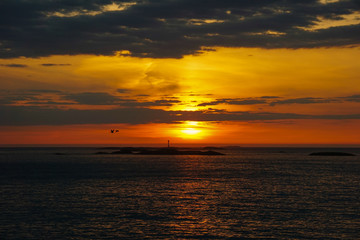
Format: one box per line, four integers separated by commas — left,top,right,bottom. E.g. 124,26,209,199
181,128,201,135
167,121,215,140
173,121,207,139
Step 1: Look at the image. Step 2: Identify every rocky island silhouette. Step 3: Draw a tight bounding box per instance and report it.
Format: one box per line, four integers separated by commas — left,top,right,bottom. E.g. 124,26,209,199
95,147,225,155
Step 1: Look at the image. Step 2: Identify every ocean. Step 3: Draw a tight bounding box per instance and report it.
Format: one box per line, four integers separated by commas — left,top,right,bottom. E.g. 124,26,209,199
0,147,359,239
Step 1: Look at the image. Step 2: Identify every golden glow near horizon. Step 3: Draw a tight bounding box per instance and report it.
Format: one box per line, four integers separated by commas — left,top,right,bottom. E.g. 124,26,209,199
178,122,203,139
171,121,210,140
0,46,360,145
180,121,202,138
2,119,360,145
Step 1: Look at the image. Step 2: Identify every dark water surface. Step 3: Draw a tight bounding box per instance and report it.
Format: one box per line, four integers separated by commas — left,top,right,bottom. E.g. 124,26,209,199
1,148,360,239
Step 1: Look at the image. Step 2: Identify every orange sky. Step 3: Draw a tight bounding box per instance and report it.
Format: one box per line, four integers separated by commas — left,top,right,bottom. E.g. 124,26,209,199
1,47,360,146
1,1,360,146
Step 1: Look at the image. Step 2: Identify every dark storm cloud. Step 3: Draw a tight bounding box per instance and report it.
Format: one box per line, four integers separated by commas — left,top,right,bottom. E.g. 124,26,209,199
0,0,359,59
1,105,360,126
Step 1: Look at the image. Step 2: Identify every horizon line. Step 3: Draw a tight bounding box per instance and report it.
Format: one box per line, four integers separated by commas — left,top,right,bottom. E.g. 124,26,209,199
1,143,360,148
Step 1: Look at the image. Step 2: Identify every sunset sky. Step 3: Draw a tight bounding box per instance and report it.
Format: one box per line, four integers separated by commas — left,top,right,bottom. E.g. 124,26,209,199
1,0,359,146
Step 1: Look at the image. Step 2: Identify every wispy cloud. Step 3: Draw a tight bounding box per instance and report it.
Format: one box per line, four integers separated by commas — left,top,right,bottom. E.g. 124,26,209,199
269,97,339,106
40,63,72,67
198,98,267,107
0,64,28,68
3,91,360,108
340,94,360,102
1,105,360,126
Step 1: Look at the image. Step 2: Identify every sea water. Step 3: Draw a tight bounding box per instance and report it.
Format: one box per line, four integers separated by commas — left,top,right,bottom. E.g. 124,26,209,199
0,147,359,239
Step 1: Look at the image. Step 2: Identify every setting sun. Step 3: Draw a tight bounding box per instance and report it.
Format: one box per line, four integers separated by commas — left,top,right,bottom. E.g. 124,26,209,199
181,128,201,136
1,1,360,239
171,121,209,139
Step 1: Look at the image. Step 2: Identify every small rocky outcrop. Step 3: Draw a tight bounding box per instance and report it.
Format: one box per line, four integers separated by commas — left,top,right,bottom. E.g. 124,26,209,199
309,152,356,156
